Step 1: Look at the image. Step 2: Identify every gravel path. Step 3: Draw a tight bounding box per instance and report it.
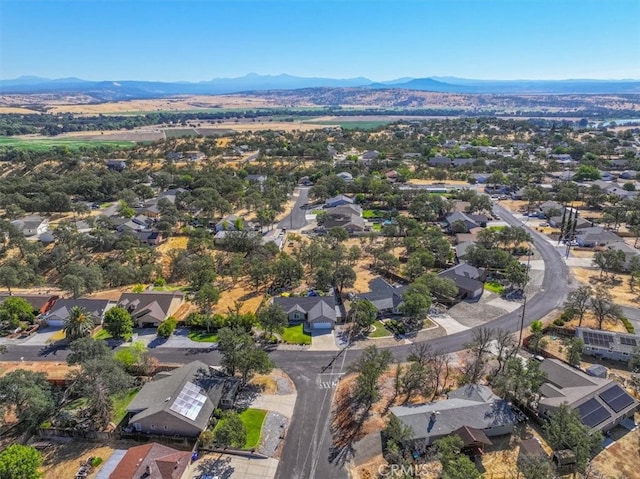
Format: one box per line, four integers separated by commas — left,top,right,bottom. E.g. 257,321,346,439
258,411,288,457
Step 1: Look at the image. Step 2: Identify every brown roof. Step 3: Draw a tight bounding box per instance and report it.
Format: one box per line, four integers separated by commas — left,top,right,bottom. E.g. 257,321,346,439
454,425,493,447
519,438,547,458
109,443,190,479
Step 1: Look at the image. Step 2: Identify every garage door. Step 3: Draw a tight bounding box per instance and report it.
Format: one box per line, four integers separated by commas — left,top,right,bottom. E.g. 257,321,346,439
313,322,333,330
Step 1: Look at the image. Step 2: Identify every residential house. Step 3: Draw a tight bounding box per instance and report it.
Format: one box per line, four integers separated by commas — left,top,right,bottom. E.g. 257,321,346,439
358,277,406,316
262,228,286,250
116,215,152,233
538,359,638,432
108,443,191,479
455,229,481,245
575,227,623,247
547,170,576,181
428,156,452,168
166,152,184,161
538,201,565,218
246,174,268,190
470,173,489,184
323,214,367,235
185,151,206,161
455,241,476,262
619,170,637,180
362,150,380,161
11,215,48,237
576,327,640,362
213,229,261,247
390,384,516,448
606,242,640,271
117,292,185,328
325,194,355,208
272,295,338,331
403,152,422,159
126,361,239,437
43,298,114,327
452,158,475,168
336,171,354,182
0,294,59,316
385,170,399,183
445,211,488,232
600,171,614,182
548,215,592,230
105,159,126,171
214,214,249,233
325,204,363,218
438,263,485,299
136,230,163,246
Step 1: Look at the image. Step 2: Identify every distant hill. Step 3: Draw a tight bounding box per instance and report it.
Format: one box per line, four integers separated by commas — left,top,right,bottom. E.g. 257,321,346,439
1,73,639,100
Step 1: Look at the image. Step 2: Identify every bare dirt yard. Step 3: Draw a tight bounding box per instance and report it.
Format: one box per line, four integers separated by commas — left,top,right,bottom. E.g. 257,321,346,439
0,361,78,380
216,278,264,315
571,267,640,308
593,412,640,479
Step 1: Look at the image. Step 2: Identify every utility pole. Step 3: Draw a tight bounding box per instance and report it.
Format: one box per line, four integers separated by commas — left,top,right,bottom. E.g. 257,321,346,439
518,244,532,349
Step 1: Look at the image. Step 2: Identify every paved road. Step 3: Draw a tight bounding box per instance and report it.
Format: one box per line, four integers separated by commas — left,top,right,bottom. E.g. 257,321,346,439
0,202,581,479
278,187,310,230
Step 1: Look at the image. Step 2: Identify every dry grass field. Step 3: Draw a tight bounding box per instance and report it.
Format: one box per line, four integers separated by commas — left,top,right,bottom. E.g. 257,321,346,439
571,267,640,308
0,361,78,380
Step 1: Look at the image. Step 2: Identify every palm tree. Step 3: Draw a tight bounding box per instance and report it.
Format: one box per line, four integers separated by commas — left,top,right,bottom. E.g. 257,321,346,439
64,306,94,341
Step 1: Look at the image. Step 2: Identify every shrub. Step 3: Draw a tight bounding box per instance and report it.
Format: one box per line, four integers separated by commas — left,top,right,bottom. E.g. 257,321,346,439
153,277,166,287
157,317,177,338
132,284,146,293
213,408,224,419
553,318,566,326
621,316,635,334
91,457,103,467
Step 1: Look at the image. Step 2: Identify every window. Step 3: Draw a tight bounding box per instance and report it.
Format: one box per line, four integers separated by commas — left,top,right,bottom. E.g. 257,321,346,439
134,423,141,431
164,425,168,430
150,424,155,430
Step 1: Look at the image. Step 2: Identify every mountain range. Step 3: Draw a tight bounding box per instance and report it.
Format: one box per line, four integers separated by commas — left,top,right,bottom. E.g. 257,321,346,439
1,73,639,100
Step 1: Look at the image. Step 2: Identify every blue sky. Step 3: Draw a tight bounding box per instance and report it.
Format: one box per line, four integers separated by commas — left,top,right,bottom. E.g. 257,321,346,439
1,0,639,81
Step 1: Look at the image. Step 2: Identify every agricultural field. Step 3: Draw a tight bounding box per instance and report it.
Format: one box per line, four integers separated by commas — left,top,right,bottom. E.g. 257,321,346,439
0,137,135,151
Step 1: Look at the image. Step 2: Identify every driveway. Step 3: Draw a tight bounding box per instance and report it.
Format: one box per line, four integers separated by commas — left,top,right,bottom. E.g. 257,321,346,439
20,326,63,346
308,330,339,351
185,453,279,479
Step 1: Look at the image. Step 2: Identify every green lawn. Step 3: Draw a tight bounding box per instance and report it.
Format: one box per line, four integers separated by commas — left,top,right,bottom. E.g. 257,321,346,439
93,329,112,340
484,281,505,294
0,137,135,152
112,388,140,424
369,320,393,338
238,408,268,449
188,330,218,342
363,209,386,219
281,324,311,345
372,223,382,231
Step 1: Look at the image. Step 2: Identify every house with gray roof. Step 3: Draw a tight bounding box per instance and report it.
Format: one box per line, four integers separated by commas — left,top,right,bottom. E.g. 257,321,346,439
43,298,115,327
538,201,565,218
336,171,354,182
117,292,185,328
358,277,406,316
576,327,640,363
11,215,48,237
126,361,239,437
325,194,355,208
428,156,452,167
455,241,476,262
272,295,338,331
548,215,592,230
575,227,623,247
438,263,485,299
445,211,488,232
538,359,638,432
390,384,516,447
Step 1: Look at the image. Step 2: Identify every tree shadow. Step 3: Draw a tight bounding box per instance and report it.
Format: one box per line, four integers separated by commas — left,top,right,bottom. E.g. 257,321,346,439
194,455,234,479
234,384,261,409
147,336,167,348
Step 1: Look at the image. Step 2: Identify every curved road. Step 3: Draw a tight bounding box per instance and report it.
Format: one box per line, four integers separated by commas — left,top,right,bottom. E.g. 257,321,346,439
1,203,581,479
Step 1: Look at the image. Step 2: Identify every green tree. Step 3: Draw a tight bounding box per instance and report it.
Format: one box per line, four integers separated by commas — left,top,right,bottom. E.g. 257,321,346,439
574,164,601,181
194,282,221,332
66,337,110,365
348,346,393,408
214,412,247,448
257,303,288,337
519,454,554,479
400,283,432,328
0,370,55,430
102,306,133,339
0,265,19,294
157,317,177,337
332,264,356,295
0,297,35,328
349,299,378,335
236,345,274,385
567,337,584,366
217,326,253,376
113,341,156,375
63,306,94,341
0,444,42,479
590,286,622,329
565,285,593,326
543,403,602,471
505,260,529,290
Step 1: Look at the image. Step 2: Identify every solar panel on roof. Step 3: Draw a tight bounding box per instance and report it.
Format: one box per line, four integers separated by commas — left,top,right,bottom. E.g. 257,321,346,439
620,337,637,347
582,331,614,348
581,407,611,428
577,398,600,417
600,385,635,413
169,381,207,421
